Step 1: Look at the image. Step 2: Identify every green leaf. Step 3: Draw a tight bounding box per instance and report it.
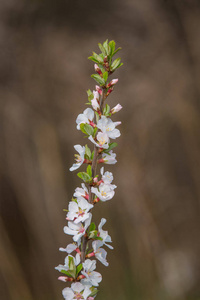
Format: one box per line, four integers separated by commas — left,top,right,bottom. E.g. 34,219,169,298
68,256,75,271
109,40,116,56
85,144,91,159
80,123,94,136
103,104,110,116
87,165,92,177
103,71,108,82
89,222,96,232
98,43,106,56
87,89,94,102
103,39,109,55
104,142,118,153
95,111,99,123
88,56,100,63
111,58,122,71
90,52,103,64
76,264,83,276
77,172,92,182
113,47,122,56
60,269,73,277
92,127,98,137
89,288,99,297
91,74,105,86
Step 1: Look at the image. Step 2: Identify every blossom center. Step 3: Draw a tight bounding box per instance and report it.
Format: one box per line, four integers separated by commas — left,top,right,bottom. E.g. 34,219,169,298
75,292,84,299
101,191,107,197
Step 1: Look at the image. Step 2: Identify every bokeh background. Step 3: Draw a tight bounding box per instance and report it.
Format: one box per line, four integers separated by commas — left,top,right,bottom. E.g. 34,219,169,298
1,0,200,299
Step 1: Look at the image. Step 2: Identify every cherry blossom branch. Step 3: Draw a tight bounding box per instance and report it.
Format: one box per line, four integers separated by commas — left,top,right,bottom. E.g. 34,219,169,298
55,39,123,300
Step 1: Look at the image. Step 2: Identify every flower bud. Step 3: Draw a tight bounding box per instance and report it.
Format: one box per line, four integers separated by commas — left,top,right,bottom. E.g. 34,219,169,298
94,64,103,76
96,85,102,95
58,276,73,282
111,104,122,114
106,88,113,97
107,78,118,88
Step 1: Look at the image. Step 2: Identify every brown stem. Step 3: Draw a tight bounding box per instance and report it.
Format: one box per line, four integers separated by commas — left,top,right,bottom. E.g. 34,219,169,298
80,87,106,263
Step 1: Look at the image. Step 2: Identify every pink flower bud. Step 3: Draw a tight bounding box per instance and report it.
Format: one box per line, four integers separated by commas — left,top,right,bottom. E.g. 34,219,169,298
93,177,98,183
107,78,118,88
96,85,102,95
58,276,73,282
94,64,102,75
111,104,122,114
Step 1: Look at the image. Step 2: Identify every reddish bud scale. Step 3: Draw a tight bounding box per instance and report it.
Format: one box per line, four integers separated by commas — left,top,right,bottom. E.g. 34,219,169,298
98,158,104,164
93,197,100,204
75,247,81,255
86,252,95,258
106,88,113,97
83,159,92,164
58,276,74,282
77,274,86,280
89,121,96,128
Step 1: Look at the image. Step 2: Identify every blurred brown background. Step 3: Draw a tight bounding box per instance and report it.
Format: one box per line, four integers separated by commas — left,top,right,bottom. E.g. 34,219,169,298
1,0,200,299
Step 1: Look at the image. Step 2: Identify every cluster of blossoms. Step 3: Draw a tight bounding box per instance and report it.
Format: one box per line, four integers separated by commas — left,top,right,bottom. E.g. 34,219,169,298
56,40,123,299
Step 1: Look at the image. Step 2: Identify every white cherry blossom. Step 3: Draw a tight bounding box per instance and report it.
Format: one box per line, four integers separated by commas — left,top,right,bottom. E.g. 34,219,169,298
62,282,91,300
70,145,85,171
73,183,89,199
98,218,113,249
102,150,117,164
55,253,80,273
91,183,115,202
66,198,93,224
92,241,109,266
64,214,91,242
97,116,121,139
88,132,109,149
100,167,113,184
76,108,94,130
81,259,102,287
59,243,77,253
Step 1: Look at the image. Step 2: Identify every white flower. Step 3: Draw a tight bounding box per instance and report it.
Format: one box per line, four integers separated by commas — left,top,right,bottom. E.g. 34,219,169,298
91,183,115,202
59,243,77,253
76,108,94,130
98,218,113,249
67,198,93,224
73,183,89,199
62,282,91,300
97,116,121,139
88,132,109,149
91,91,100,111
92,241,109,266
55,254,80,273
100,167,113,184
102,150,117,164
81,259,102,287
111,103,122,114
64,214,92,242
70,145,85,171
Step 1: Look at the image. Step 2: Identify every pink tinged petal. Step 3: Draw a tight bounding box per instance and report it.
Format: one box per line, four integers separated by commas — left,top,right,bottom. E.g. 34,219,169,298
111,103,122,113
66,243,77,253
64,226,78,236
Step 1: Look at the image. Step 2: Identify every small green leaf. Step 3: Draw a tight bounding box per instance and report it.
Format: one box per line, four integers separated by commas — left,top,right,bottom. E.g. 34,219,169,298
95,111,99,123
113,47,122,56
77,172,92,182
80,123,94,136
109,40,116,56
92,127,98,137
98,43,106,56
85,144,91,159
60,269,73,277
88,56,100,63
76,263,83,276
92,52,103,63
103,71,108,82
89,288,99,297
104,142,118,153
111,58,122,71
91,74,105,86
87,89,94,102
87,165,92,177
103,104,110,116
103,39,109,55
68,256,75,271
91,151,94,160
89,222,96,232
